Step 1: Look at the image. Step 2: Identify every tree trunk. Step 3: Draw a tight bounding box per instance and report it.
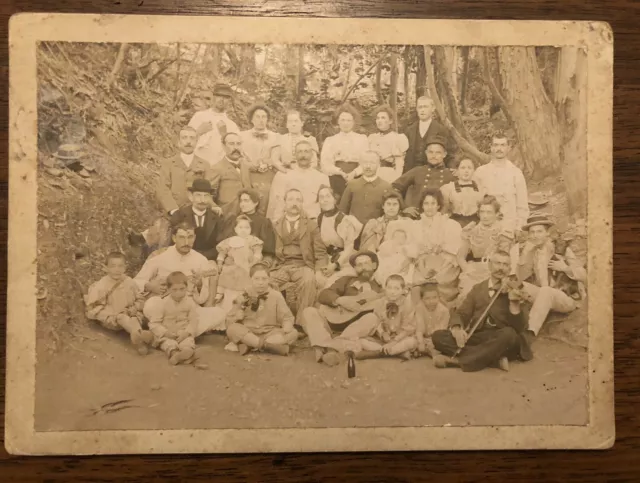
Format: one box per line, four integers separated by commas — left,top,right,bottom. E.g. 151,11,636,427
459,46,470,114
209,44,220,79
175,44,203,108
389,52,399,129
173,43,182,103
424,46,489,165
497,46,561,179
403,47,411,111
297,45,305,102
433,46,473,143
375,60,382,102
107,43,129,88
555,47,587,219
415,45,426,99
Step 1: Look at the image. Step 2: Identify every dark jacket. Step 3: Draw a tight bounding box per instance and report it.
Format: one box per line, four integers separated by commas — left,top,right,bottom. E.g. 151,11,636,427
403,119,456,172
272,215,327,271
171,205,222,260
220,211,276,258
451,279,532,360
318,275,383,307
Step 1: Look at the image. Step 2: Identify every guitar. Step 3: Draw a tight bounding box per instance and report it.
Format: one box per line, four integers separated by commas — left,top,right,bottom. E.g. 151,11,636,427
318,291,384,325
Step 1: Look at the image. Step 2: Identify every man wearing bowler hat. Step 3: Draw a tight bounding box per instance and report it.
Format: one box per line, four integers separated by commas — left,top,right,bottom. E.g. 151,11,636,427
169,179,224,261
299,250,384,366
188,83,239,167
516,214,586,340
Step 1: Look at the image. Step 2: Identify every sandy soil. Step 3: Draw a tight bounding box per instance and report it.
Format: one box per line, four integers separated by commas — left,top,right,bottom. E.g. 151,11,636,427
35,324,588,432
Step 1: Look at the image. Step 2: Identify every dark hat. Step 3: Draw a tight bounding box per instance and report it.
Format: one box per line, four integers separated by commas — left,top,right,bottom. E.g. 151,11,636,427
424,133,447,150
349,250,379,268
188,178,214,194
522,214,554,231
212,83,233,98
53,144,86,160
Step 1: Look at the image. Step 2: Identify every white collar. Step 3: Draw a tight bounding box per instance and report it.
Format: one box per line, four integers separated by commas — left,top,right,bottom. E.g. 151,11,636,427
192,207,207,217
285,214,301,223
362,175,379,183
490,158,512,168
419,119,432,126
180,152,195,167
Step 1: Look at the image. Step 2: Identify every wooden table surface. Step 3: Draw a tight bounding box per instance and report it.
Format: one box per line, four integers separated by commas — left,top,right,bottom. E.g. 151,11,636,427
1,1,638,481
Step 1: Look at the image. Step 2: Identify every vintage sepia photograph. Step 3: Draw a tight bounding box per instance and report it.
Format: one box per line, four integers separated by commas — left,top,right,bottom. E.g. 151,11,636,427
6,15,613,454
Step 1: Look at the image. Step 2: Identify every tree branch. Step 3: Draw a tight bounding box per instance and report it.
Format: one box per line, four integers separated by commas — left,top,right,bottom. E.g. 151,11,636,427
107,43,129,89
424,46,490,165
340,57,383,105
174,44,203,109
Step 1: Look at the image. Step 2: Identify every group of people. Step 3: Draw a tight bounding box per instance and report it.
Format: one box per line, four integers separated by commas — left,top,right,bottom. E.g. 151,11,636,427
85,83,587,372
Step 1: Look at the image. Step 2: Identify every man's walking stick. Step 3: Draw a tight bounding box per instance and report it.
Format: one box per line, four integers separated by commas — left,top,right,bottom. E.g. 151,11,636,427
454,278,506,356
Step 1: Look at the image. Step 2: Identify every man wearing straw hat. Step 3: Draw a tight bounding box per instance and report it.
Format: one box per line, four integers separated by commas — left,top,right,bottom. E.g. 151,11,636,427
188,83,239,167
516,214,586,338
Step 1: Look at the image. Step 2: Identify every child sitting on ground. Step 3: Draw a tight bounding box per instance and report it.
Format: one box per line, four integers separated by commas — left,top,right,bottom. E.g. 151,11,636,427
338,274,417,361
215,215,264,313
85,251,153,355
225,263,299,356
145,271,199,365
413,282,451,358
374,225,416,287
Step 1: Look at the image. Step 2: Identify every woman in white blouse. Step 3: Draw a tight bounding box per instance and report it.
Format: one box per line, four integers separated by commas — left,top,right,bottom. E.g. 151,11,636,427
367,105,409,183
320,105,369,197
410,188,463,303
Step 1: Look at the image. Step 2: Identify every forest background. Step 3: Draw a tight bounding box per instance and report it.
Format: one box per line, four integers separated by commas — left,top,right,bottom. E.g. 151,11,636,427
34,42,589,356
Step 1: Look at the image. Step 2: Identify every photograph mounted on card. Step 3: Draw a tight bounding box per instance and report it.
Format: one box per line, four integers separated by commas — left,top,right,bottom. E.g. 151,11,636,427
6,14,613,454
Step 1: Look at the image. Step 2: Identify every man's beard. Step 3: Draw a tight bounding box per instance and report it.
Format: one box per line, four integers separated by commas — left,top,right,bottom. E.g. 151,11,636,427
228,150,241,159
181,146,195,154
356,269,374,280
286,206,301,216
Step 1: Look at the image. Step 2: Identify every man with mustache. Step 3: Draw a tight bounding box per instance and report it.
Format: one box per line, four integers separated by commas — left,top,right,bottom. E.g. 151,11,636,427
128,126,220,257
188,83,239,167
430,250,532,372
270,188,326,321
300,251,384,366
209,132,253,214
472,131,529,232
267,140,330,222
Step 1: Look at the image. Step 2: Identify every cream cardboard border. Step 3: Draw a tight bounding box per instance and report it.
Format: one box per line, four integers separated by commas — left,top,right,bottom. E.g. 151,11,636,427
6,14,614,454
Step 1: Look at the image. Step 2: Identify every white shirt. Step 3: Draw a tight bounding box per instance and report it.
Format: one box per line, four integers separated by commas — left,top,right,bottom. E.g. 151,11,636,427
419,119,433,138
362,175,379,184
268,167,330,222
134,245,213,305
284,215,301,233
188,109,239,167
180,152,195,168
320,131,369,176
472,159,529,231
192,207,207,227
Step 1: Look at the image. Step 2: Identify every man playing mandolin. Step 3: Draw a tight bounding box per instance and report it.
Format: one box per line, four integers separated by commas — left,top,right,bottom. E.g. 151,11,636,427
299,250,383,366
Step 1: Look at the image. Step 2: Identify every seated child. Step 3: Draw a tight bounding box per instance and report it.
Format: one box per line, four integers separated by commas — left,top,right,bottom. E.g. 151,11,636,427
335,274,417,361
85,251,153,355
215,215,264,313
374,226,416,286
145,271,199,365
440,158,484,227
225,263,299,356
413,282,451,358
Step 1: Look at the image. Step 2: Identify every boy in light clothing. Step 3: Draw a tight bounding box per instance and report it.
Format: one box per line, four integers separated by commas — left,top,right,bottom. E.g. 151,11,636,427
414,282,450,358
145,271,199,365
85,252,153,355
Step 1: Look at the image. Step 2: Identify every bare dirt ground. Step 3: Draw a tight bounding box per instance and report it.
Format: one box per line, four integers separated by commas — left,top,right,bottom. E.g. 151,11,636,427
35,318,588,431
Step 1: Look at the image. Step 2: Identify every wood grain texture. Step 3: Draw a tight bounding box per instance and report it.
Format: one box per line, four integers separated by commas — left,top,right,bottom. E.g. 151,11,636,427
1,1,638,481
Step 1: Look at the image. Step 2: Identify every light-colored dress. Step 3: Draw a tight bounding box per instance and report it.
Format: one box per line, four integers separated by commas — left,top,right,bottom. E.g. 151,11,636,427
440,180,484,227
266,166,330,222
239,129,280,214
374,240,416,286
411,213,462,301
320,131,369,176
217,235,264,292
315,210,363,288
368,131,409,183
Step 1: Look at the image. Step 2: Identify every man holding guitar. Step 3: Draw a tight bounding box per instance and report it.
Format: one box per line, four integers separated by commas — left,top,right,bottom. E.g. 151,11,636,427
299,251,383,366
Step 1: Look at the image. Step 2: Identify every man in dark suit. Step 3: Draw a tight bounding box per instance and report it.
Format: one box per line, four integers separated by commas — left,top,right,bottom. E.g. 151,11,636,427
403,96,457,172
170,179,223,261
431,250,533,372
209,132,253,214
